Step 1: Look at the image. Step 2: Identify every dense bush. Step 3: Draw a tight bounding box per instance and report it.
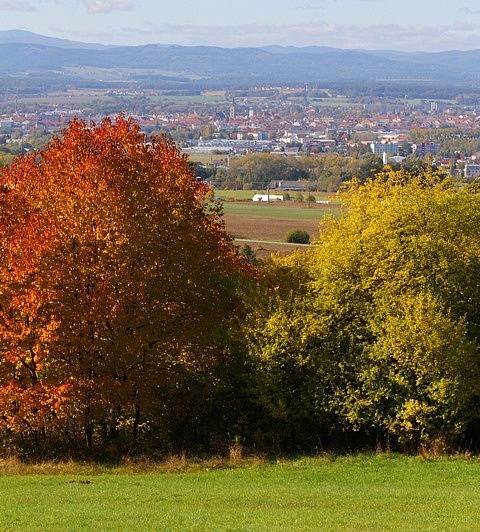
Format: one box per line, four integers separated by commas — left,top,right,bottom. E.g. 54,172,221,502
286,230,311,245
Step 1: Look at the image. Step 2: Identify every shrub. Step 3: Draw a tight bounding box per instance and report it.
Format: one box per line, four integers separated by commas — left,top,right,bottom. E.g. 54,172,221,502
295,193,304,202
240,244,257,265
286,230,310,244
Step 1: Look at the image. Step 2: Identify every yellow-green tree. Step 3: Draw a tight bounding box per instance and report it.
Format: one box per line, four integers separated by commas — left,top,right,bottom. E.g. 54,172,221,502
247,170,480,449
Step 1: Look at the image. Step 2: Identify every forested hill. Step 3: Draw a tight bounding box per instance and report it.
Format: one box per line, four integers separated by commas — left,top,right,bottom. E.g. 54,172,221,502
0,30,480,85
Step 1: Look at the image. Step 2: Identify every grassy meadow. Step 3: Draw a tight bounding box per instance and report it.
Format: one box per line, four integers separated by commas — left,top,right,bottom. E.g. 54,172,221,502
188,153,230,165
1,455,479,531
223,202,342,221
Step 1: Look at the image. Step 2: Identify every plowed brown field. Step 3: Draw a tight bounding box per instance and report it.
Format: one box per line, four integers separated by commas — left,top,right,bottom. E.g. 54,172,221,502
224,215,320,242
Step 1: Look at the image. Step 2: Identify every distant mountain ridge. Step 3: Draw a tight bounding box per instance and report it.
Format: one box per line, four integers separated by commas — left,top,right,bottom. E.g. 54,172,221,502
0,30,479,86
0,30,111,50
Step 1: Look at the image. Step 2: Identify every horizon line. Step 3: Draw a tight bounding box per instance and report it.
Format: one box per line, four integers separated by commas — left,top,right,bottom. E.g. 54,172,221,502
1,28,480,54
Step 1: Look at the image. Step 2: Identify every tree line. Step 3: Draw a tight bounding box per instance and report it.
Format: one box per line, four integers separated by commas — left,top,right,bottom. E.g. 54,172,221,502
409,128,480,158
1,119,480,458
209,152,385,192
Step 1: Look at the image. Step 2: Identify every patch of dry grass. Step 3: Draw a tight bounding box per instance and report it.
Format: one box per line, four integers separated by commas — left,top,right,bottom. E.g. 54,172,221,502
0,454,269,476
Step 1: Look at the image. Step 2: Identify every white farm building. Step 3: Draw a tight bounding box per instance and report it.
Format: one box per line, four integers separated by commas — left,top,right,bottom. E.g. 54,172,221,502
252,194,284,202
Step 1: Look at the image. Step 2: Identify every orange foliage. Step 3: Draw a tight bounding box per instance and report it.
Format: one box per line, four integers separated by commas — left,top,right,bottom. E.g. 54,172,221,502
0,117,249,451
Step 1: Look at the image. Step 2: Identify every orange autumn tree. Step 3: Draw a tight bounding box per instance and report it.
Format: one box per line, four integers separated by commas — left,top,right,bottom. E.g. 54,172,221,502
0,117,249,455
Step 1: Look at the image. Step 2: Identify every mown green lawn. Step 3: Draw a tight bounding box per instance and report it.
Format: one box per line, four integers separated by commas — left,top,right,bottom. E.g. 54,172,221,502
1,455,479,531
222,202,342,221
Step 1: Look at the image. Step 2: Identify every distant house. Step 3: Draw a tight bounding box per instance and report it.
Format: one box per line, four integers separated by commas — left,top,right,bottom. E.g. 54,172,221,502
412,142,439,157
384,154,406,165
252,194,284,202
268,180,308,191
465,164,480,181
370,142,399,156
284,146,301,156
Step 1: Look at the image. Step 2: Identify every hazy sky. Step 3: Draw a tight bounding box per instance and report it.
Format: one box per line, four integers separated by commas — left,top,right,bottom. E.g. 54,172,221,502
1,0,480,51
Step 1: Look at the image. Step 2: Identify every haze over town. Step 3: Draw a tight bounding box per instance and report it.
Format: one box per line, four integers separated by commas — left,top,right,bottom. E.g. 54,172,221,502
2,0,480,50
